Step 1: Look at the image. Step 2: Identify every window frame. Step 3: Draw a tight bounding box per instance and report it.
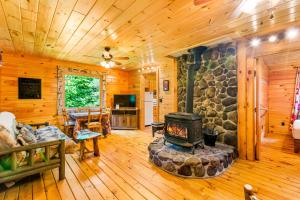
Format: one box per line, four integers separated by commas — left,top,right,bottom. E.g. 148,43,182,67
57,66,107,115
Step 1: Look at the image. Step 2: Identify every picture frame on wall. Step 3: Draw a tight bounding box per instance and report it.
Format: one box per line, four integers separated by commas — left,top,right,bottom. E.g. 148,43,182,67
163,80,169,91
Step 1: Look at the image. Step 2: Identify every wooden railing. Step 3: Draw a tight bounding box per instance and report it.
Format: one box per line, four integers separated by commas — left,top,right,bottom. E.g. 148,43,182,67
244,184,259,200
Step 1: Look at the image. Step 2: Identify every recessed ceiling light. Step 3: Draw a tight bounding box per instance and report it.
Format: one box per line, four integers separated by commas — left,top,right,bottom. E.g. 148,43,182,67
250,38,261,47
111,33,117,40
286,28,298,40
268,35,277,42
240,0,260,14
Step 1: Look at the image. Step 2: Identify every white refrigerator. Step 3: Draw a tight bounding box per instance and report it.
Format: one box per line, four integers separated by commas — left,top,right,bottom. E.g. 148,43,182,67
144,92,154,126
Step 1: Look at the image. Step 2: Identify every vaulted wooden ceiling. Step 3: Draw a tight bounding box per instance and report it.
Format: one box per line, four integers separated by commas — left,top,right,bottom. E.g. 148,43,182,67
0,0,300,70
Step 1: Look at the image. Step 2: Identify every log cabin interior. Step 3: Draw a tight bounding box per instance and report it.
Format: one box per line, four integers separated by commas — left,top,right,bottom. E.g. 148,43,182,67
0,0,300,199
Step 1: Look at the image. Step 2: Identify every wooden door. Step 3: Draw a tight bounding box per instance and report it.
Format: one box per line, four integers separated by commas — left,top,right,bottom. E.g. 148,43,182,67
255,58,269,160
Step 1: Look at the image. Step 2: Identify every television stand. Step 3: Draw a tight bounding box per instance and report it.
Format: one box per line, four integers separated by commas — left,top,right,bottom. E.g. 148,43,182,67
111,107,139,130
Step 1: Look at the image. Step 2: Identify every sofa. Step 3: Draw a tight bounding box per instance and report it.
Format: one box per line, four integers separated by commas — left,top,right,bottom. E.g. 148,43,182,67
0,112,77,185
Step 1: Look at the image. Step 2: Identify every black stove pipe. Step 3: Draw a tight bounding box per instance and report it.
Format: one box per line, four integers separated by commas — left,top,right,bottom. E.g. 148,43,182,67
185,46,207,113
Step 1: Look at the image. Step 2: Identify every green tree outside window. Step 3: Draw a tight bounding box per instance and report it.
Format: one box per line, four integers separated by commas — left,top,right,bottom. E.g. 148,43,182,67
65,75,100,108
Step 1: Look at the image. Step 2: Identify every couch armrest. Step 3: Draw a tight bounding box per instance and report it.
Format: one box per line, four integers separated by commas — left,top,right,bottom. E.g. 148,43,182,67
0,139,62,156
28,122,50,129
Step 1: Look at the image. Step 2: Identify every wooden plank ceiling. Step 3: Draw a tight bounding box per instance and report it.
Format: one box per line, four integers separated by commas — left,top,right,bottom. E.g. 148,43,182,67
1,0,300,70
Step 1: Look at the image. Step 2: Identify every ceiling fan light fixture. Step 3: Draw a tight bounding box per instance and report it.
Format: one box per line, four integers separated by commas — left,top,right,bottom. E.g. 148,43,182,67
108,61,115,67
100,61,106,66
100,61,110,68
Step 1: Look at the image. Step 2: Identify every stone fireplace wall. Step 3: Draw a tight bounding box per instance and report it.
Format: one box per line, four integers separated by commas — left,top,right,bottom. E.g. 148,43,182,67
177,43,237,146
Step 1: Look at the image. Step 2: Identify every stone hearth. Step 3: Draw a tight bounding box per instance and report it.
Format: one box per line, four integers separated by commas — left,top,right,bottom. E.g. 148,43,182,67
148,138,236,178
177,43,238,147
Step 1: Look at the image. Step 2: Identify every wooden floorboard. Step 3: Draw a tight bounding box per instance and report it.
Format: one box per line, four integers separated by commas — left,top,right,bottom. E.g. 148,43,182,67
1,130,300,200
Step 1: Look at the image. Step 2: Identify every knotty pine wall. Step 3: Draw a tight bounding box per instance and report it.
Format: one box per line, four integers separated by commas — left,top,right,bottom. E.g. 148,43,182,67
268,66,296,135
257,59,269,140
128,58,177,127
158,59,177,121
0,53,129,125
144,73,156,92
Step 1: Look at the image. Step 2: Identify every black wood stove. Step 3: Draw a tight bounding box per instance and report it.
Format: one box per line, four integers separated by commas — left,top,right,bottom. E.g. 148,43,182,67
164,46,207,153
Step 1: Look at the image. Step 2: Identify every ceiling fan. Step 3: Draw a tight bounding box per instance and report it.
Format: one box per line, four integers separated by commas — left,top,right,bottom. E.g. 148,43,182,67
84,46,129,68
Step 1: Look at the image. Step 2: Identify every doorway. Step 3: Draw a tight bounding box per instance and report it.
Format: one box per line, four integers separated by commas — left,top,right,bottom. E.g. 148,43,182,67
143,72,158,126
255,52,298,159
139,71,159,130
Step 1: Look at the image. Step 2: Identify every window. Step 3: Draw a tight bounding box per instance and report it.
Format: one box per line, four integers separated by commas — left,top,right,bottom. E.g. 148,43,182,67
64,74,100,108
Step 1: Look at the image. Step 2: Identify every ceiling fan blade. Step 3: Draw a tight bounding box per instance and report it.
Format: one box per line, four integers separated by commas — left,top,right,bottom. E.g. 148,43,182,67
194,0,212,6
114,56,129,60
114,61,122,65
83,55,99,58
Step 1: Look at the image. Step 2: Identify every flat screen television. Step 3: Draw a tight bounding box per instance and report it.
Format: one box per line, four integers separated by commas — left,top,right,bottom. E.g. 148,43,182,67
18,78,42,99
114,94,136,108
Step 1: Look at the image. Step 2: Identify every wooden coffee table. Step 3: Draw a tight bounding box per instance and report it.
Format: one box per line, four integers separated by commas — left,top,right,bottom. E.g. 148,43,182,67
76,129,102,160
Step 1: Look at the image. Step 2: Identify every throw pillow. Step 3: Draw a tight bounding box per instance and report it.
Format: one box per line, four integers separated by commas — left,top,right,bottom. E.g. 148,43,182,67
0,125,18,151
18,127,37,144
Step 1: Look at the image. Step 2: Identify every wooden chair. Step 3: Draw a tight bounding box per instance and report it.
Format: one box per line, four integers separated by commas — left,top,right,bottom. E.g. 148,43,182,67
85,108,103,133
62,108,75,136
104,107,111,119
75,107,83,113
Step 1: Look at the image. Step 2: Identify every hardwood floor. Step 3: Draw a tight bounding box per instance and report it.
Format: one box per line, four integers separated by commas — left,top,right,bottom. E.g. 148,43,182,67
1,130,300,200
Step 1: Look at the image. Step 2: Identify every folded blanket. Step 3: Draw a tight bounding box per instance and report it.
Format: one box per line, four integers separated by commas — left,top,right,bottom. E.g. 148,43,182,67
35,126,77,154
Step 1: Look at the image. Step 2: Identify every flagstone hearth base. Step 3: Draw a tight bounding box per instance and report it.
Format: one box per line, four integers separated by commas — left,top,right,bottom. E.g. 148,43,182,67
148,138,237,178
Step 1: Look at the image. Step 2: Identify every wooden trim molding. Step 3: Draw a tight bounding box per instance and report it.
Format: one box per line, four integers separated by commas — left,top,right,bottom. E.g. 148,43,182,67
246,57,256,161
57,66,107,114
237,42,259,161
237,42,247,160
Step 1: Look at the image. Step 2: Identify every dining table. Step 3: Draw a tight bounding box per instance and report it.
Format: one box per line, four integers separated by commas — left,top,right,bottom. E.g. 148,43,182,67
69,111,111,137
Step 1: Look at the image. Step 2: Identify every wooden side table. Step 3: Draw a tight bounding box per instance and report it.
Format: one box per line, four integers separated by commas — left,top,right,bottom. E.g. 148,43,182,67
76,130,102,160
151,122,165,137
